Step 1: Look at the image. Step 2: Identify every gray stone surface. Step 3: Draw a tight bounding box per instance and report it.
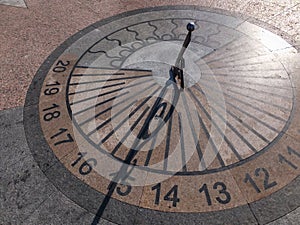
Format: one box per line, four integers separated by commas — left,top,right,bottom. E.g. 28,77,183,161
0,107,57,224
0,107,27,172
267,216,293,225
0,106,119,225
0,156,55,224
286,207,300,225
22,191,117,225
250,175,300,225
134,205,258,225
267,207,300,225
44,160,137,225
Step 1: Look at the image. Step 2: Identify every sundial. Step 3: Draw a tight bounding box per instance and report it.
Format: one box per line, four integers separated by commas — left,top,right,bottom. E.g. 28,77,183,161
24,6,300,225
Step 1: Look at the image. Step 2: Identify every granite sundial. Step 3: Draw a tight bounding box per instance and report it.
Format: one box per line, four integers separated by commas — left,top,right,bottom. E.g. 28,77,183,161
24,6,300,225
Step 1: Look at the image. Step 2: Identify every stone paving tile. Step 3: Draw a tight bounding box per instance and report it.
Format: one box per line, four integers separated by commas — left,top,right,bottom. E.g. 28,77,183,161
266,207,300,225
0,108,58,224
286,207,300,224
134,205,257,225
0,106,23,132
22,190,117,225
0,107,27,172
249,175,300,225
267,216,293,225
0,154,56,225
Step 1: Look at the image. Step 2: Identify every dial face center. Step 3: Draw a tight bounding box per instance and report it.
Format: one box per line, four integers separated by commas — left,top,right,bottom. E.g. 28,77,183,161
24,6,300,224
121,41,203,88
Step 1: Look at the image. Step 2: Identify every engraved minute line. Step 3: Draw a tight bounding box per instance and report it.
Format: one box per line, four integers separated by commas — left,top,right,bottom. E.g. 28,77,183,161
205,61,282,70
68,82,126,95
228,89,290,112
70,78,153,106
69,74,152,85
178,113,188,172
79,83,157,129
110,106,150,156
200,78,292,100
200,74,291,90
192,85,281,134
70,88,123,106
201,72,289,80
203,49,271,65
73,93,127,116
200,80,287,122
200,37,250,62
99,86,161,145
144,132,159,167
202,67,285,73
74,81,156,121
187,89,243,161
75,65,151,72
72,72,125,77
163,112,173,171
87,100,137,137
191,86,270,144
191,85,258,153
82,82,158,133
201,36,271,64
196,112,226,167
201,79,291,112
181,92,206,170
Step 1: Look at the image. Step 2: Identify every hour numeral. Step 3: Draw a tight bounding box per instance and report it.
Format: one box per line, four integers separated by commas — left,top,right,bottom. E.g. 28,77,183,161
44,81,60,95
116,184,132,196
43,104,60,121
52,60,70,73
199,182,231,206
50,128,74,146
151,183,180,207
71,152,97,175
44,87,59,96
244,168,277,193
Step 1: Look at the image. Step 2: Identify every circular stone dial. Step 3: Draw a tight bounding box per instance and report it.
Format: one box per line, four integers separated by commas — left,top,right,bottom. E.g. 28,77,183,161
25,6,300,220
